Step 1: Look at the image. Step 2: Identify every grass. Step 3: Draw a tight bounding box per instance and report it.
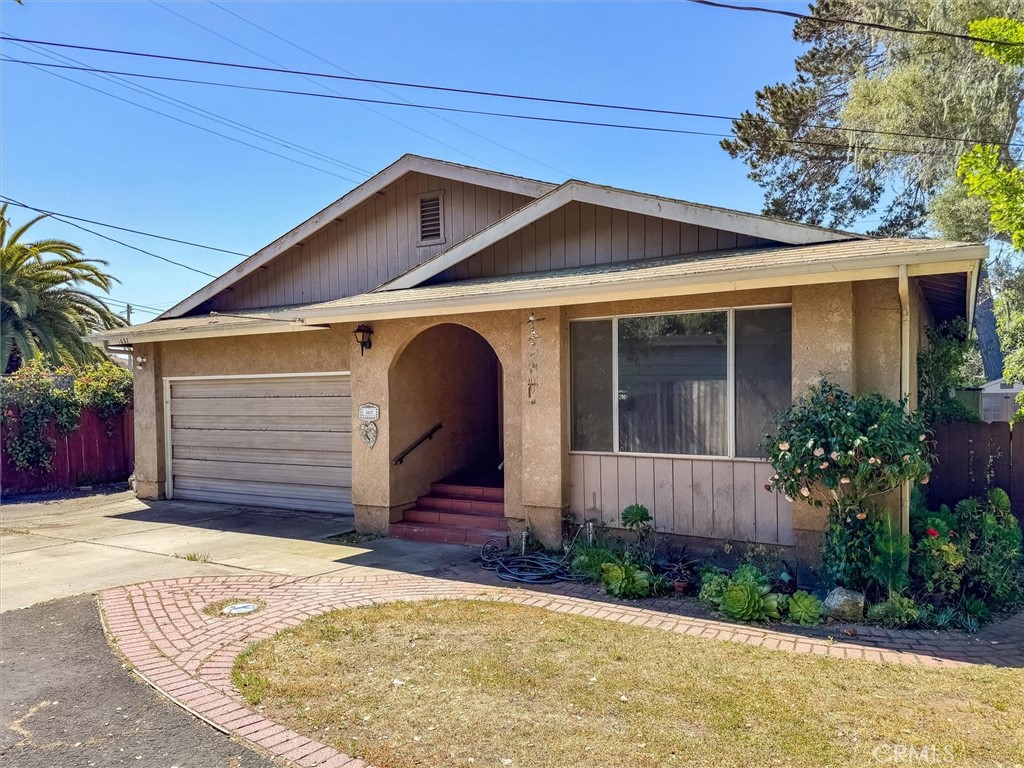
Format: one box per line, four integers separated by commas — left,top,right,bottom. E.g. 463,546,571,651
174,551,211,562
325,531,384,545
233,600,1024,768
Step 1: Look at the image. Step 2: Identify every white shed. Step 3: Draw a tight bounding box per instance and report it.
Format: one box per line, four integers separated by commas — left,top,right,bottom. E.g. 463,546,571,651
981,379,1023,423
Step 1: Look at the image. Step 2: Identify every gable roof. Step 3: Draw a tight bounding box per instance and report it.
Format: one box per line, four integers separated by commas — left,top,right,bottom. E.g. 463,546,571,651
159,154,558,320
95,238,984,345
378,180,859,291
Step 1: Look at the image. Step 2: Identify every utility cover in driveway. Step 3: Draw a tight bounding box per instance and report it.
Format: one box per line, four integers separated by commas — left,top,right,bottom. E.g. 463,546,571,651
167,374,352,513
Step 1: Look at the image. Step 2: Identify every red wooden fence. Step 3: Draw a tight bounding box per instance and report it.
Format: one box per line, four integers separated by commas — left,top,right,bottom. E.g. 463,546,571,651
1,407,134,497
929,422,1023,526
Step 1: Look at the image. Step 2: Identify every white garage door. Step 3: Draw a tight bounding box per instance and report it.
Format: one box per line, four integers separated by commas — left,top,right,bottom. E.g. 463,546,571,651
166,373,352,513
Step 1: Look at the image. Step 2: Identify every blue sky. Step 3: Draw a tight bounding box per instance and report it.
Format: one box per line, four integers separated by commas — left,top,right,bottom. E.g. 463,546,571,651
2,1,820,321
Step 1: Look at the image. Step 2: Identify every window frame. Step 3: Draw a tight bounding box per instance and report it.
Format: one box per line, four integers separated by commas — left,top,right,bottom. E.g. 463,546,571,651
568,303,792,461
416,190,446,247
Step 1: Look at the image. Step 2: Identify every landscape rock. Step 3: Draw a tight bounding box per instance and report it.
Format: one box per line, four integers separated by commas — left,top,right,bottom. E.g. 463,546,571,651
823,588,865,622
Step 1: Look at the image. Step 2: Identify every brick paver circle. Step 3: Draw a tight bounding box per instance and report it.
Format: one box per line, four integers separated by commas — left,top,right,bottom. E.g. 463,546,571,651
98,573,1024,768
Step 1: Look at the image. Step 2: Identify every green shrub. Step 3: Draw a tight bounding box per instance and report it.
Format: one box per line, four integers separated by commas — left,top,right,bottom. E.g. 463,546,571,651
570,544,621,580
786,591,824,626
0,360,132,471
764,379,930,593
600,562,650,599
910,487,1023,619
869,510,910,597
866,595,921,629
822,505,880,592
719,582,781,623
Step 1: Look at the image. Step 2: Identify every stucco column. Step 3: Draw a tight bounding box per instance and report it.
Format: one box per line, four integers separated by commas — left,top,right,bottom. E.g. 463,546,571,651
516,307,566,548
349,326,393,535
131,342,165,499
790,283,856,557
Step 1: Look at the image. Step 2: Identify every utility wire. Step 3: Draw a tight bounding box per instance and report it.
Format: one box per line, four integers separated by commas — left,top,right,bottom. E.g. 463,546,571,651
1,57,958,158
206,0,569,177
3,195,219,278
0,197,247,257
3,34,1019,151
87,296,164,315
148,1,502,173
5,51,362,184
682,0,1024,47
12,38,370,178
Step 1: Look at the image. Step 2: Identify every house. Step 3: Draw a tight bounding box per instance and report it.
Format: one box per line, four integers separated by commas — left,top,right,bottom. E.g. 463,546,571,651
981,379,1023,423
92,155,985,560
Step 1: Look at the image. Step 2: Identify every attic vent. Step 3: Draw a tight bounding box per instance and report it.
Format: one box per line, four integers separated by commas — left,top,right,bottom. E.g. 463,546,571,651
418,193,444,244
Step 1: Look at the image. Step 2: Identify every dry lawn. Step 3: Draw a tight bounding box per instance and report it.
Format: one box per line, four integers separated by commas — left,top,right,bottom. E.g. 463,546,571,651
233,600,1023,768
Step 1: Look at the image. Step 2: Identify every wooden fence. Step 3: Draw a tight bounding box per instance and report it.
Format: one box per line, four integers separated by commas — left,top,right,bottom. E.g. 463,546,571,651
1,407,134,497
929,422,1023,526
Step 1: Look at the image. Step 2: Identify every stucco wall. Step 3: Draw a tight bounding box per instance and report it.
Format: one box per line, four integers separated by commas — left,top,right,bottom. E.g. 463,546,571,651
133,277,913,558
854,280,902,400
158,327,351,377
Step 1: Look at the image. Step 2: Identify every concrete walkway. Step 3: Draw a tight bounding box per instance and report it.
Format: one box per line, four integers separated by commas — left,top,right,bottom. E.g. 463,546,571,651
100,571,1024,768
0,489,478,611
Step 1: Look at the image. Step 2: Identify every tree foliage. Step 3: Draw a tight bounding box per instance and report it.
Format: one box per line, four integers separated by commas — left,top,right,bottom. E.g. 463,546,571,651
724,1,1023,385
1,205,125,372
723,0,1024,239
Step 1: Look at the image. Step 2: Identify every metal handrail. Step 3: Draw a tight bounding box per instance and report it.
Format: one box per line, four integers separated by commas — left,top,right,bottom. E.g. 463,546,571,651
392,422,443,465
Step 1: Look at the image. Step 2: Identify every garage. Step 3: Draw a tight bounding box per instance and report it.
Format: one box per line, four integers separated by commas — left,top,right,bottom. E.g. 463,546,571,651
164,373,352,513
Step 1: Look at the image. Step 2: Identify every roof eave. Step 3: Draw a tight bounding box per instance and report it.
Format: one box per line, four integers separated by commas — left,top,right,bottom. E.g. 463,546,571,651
97,245,984,344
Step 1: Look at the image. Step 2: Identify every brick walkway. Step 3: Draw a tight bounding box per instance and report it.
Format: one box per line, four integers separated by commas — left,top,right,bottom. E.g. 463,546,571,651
98,572,1024,768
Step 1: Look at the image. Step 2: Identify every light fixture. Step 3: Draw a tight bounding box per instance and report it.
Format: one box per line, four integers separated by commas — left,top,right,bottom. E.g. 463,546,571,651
353,324,373,355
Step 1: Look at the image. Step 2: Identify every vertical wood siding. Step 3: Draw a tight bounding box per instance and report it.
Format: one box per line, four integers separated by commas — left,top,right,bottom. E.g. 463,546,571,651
205,189,783,312
438,201,781,281
207,172,531,311
568,453,795,545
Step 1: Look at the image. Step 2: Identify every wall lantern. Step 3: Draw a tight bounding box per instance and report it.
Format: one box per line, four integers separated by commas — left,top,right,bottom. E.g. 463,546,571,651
353,324,373,355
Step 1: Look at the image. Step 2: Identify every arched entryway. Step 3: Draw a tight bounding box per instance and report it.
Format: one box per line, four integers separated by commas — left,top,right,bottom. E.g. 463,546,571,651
387,324,505,544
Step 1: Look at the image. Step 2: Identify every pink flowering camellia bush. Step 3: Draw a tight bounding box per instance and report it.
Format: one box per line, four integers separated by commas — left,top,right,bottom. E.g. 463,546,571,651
763,379,932,590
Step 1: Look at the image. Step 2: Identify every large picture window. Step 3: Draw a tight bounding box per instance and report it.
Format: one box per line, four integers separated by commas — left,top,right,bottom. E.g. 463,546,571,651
569,307,792,458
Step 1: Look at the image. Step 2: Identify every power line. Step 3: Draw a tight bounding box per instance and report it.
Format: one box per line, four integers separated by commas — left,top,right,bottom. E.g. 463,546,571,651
12,38,370,178
2,195,219,278
147,0,503,173
87,295,164,315
205,0,569,177
4,49,363,184
0,197,247,257
1,57,958,159
682,0,1024,47
3,34,1018,151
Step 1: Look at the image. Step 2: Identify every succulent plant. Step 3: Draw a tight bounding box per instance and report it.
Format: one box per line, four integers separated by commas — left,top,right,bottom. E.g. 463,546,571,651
731,563,769,587
600,562,650,599
718,582,781,622
698,572,730,606
786,590,824,626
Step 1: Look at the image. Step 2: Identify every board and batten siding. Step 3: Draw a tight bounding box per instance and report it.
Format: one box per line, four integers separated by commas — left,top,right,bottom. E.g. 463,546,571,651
205,172,532,312
435,201,783,283
568,454,795,546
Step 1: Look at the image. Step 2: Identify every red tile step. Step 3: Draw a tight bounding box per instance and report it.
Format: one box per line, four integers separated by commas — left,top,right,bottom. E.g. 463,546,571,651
415,494,504,516
430,482,504,502
402,508,509,529
390,482,507,547
388,521,508,547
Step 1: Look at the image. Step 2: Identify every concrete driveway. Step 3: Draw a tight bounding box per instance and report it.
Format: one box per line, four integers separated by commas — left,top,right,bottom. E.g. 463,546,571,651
0,488,479,611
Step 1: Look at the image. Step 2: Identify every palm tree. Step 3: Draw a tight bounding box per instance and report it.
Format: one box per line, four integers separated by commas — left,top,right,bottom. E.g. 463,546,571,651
1,205,126,372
